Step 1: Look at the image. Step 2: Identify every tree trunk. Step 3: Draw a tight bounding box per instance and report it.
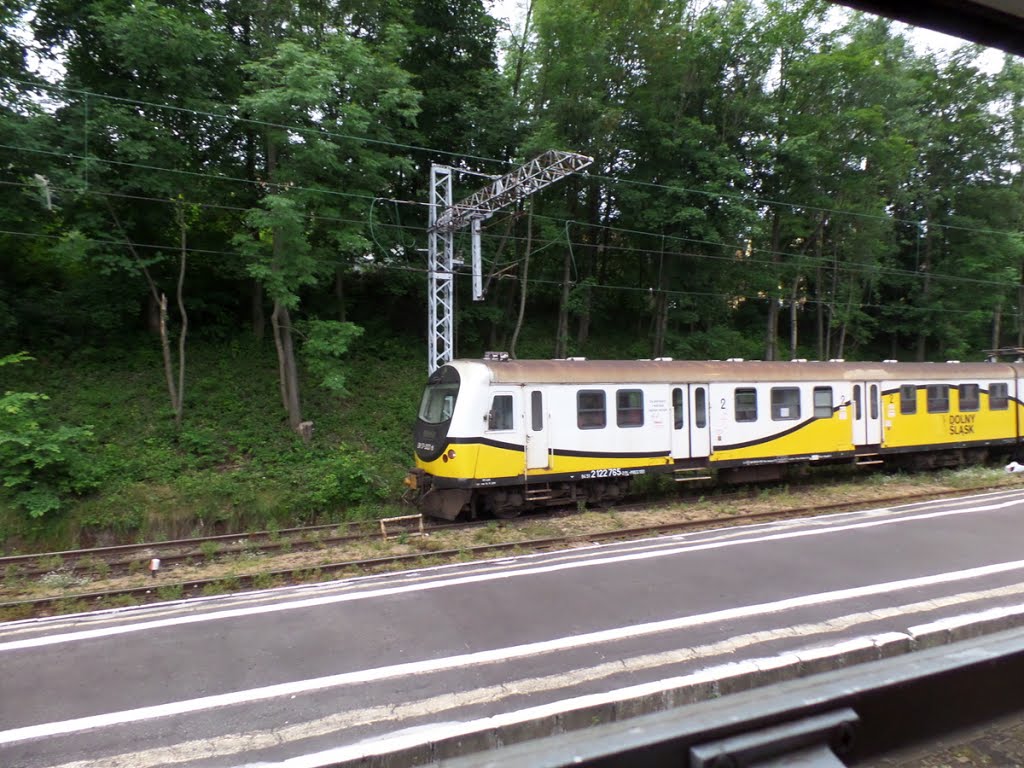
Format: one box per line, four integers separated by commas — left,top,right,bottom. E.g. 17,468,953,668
651,245,668,358
271,299,303,433
1018,260,1024,347
335,266,346,323
815,232,824,360
764,210,782,361
483,213,518,349
251,279,265,341
789,276,800,359
555,241,571,358
915,226,933,362
146,293,161,336
576,283,591,349
264,134,305,437
509,203,533,360
174,211,188,428
992,300,1002,351
105,199,185,426
157,293,178,424
510,0,534,99
826,240,840,360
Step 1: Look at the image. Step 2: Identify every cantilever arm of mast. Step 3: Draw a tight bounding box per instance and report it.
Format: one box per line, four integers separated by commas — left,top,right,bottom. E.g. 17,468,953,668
432,150,593,233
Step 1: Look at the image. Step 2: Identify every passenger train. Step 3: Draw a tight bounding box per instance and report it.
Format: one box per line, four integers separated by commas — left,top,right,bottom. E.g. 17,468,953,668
405,354,1023,519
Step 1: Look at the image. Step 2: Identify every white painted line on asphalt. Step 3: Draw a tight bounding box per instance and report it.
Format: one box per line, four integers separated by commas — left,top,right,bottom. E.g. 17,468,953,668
5,494,1024,654
267,607,1024,767
6,488,1023,641
32,587,1024,768
3,560,1024,747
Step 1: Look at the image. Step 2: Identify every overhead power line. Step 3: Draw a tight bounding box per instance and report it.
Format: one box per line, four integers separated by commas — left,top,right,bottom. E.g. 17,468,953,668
7,79,1022,240
0,227,1004,321
2,175,1019,294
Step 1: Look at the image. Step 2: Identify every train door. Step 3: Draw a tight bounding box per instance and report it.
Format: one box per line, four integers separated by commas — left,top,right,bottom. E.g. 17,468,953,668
853,382,882,447
690,384,711,458
670,387,688,459
669,385,710,459
866,383,882,445
525,388,549,470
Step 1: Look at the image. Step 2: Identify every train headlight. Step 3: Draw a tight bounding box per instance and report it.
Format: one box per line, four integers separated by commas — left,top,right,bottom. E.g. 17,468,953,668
447,449,456,460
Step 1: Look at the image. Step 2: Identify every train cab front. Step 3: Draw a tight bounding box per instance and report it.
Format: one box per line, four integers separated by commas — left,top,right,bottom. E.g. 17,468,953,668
405,364,472,519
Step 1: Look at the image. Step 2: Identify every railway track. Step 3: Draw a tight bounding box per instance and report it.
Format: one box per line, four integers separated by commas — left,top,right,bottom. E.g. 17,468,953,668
1,480,1018,620
0,515,468,581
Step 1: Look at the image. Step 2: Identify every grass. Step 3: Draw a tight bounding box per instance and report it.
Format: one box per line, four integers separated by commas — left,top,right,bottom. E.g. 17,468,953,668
1,464,1016,615
3,333,1023,567
0,335,426,554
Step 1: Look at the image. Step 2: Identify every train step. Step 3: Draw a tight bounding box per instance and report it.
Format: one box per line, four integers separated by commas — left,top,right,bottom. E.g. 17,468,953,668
673,467,712,482
855,453,884,466
524,488,554,501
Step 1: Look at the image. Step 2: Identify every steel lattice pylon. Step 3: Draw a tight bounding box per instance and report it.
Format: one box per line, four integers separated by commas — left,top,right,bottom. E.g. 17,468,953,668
427,166,455,376
426,151,593,374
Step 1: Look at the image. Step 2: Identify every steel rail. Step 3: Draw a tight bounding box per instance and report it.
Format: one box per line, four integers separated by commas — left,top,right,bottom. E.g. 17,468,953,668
1,483,1015,618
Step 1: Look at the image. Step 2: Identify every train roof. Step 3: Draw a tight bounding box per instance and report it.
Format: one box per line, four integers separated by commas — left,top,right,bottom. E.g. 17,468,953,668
450,358,1022,384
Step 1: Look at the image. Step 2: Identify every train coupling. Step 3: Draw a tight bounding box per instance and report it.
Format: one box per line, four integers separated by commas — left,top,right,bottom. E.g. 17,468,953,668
403,469,426,490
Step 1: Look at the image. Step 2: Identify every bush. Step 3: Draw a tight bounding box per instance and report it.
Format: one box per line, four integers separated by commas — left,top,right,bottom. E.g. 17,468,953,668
306,442,389,512
0,353,98,518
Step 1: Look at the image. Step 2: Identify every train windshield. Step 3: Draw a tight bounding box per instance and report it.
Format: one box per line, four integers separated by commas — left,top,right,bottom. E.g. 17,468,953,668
419,385,458,423
418,366,461,424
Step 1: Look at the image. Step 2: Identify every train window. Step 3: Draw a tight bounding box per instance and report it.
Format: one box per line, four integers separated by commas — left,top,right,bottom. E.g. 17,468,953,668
900,385,917,415
870,385,879,420
419,384,459,424
488,395,514,431
531,391,543,431
927,385,949,414
959,384,980,412
617,389,644,427
735,388,757,422
990,383,1009,410
771,388,801,421
813,387,832,418
577,390,606,429
672,388,684,429
853,385,862,420
695,388,707,428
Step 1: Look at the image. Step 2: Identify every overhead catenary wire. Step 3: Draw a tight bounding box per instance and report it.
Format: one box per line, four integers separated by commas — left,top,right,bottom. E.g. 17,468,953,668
5,77,1022,241
2,224,1019,323
1,174,1020,295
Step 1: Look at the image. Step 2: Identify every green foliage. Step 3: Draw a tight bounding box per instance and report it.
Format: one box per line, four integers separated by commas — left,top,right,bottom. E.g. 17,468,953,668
306,443,389,513
3,0,1024,549
0,353,97,518
301,320,364,395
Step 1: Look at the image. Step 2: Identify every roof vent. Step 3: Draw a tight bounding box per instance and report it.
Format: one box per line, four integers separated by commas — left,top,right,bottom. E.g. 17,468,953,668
653,357,674,362
567,356,586,361
484,351,509,362
726,358,744,362
883,359,898,363
946,360,961,364
828,358,845,363
791,358,808,363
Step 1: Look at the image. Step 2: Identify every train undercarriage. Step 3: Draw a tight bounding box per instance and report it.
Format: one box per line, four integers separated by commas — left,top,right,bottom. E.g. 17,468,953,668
409,443,1011,521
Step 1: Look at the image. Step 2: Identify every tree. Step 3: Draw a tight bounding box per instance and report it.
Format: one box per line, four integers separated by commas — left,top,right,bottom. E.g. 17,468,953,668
235,12,418,435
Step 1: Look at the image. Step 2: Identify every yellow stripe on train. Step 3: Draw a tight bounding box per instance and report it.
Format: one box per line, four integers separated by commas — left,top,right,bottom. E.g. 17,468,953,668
416,441,669,481
711,414,854,463
881,393,1020,448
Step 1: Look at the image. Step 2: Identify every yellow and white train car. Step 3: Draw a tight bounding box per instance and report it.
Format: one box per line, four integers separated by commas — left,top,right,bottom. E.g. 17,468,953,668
406,356,1023,519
